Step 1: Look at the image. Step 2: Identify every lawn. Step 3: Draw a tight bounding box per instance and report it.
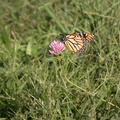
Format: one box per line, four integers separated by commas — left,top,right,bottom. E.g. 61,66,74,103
0,0,120,119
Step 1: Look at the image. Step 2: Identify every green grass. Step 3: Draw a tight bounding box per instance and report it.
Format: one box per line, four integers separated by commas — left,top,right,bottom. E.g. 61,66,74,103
0,0,120,119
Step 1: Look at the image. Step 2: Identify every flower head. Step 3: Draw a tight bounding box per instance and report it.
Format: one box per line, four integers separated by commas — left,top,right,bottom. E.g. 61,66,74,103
49,40,65,55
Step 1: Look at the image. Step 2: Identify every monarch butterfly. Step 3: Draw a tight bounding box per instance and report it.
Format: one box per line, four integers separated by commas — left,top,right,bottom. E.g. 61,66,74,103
60,32,95,55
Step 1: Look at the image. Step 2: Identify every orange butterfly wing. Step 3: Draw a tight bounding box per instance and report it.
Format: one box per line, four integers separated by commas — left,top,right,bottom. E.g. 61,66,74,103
60,34,85,55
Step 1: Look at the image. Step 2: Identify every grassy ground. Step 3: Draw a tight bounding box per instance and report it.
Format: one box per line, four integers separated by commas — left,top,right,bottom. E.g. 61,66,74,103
0,0,120,119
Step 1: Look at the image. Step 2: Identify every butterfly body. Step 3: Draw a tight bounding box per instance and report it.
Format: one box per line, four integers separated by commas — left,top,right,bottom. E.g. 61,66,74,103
60,32,95,55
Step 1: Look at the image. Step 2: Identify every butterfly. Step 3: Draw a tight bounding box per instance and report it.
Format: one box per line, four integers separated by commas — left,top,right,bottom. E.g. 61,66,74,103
60,32,95,55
